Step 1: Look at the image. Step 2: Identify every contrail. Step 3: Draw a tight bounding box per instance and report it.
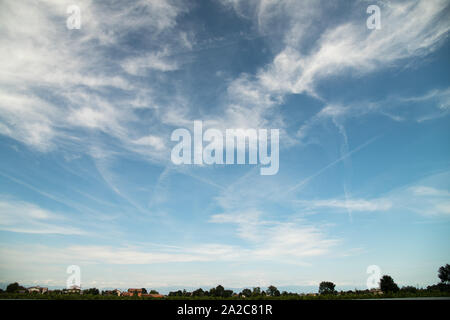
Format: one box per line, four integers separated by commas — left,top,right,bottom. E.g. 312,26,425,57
285,135,381,195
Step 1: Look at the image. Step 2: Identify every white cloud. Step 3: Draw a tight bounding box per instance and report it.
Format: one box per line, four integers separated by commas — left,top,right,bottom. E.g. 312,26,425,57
121,49,180,75
132,135,166,151
0,91,62,151
69,106,119,131
210,210,339,260
0,213,338,267
223,0,449,136
0,242,244,266
411,186,450,197
296,86,450,143
296,198,392,212
1,0,447,160
403,185,450,216
0,0,186,158
293,181,450,217
0,198,85,235
0,242,333,288
261,0,449,95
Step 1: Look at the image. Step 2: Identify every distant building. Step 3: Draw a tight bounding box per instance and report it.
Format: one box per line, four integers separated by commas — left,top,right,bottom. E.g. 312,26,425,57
27,286,48,294
113,289,122,296
120,292,133,297
369,288,383,295
63,285,81,294
103,289,122,296
127,288,143,297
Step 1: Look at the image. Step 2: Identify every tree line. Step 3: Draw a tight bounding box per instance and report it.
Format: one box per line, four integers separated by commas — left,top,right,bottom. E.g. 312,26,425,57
319,264,450,295
1,264,449,299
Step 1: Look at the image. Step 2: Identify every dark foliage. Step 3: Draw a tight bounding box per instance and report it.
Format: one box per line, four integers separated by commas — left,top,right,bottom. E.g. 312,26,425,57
380,275,399,293
319,281,336,295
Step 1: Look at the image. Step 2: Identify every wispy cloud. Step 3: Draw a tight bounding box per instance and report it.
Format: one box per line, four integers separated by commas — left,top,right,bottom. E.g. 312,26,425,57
296,86,450,145
411,186,450,197
286,136,380,195
293,174,450,217
257,0,449,95
121,49,180,75
296,198,392,212
210,210,340,261
222,0,449,134
402,185,450,216
0,198,84,235
0,0,447,162
0,0,187,159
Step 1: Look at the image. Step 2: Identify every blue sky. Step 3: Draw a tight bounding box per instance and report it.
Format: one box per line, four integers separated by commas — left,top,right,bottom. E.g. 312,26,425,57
0,0,449,292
